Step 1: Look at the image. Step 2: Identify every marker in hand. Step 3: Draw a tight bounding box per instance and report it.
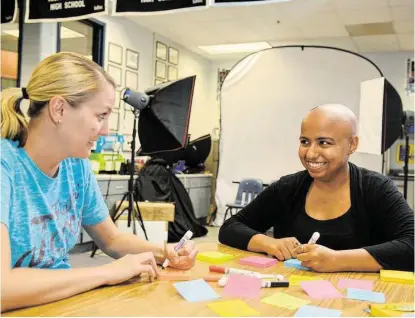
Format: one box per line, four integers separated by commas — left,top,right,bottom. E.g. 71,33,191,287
292,231,320,253
161,230,193,269
307,232,320,245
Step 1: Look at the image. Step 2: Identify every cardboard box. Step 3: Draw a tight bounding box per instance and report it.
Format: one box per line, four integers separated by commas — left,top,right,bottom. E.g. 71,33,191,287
115,201,175,222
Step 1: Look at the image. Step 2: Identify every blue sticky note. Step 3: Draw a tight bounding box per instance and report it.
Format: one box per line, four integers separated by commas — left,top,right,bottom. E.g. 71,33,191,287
347,288,386,303
173,279,221,302
294,305,342,317
284,259,311,271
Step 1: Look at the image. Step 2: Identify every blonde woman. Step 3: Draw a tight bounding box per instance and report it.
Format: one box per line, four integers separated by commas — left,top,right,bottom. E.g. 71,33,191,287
0,52,198,312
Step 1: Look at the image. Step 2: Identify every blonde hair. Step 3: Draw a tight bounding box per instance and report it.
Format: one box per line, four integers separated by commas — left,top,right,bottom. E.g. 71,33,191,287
1,52,115,146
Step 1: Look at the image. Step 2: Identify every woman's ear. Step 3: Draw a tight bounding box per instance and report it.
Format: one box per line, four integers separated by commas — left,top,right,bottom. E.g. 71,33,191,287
48,96,66,125
349,135,359,154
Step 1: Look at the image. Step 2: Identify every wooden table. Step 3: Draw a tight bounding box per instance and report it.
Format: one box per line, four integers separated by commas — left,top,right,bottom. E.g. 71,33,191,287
4,243,414,317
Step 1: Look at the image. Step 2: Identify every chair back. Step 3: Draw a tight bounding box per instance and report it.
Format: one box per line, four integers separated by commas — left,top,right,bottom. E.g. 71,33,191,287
235,179,264,205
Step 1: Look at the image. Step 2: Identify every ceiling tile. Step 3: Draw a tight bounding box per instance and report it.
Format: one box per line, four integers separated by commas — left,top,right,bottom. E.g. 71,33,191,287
346,22,395,36
393,20,415,33
352,34,400,52
337,7,392,24
298,22,349,38
397,33,415,50
389,0,415,6
390,5,415,21
333,0,389,10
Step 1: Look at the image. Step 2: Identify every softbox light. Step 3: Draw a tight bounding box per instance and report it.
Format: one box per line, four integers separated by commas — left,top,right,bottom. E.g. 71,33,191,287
358,77,403,156
183,134,212,168
137,75,195,155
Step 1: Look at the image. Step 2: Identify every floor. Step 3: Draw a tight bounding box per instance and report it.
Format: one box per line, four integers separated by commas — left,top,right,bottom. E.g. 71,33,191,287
69,226,220,268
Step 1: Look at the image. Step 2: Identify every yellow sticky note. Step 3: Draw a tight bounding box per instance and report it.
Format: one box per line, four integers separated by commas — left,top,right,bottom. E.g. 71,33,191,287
289,274,320,286
208,300,260,317
380,270,415,284
370,303,414,317
196,251,234,264
261,292,310,310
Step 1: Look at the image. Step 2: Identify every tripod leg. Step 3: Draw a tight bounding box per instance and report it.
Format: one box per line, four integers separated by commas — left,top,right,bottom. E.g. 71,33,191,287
134,199,148,240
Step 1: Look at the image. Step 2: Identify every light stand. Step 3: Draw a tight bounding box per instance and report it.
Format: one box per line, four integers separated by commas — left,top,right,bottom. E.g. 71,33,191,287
401,111,414,200
91,90,151,258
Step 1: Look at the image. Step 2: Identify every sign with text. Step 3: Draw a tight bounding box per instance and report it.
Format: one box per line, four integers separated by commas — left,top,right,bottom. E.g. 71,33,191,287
113,0,207,15
1,0,18,24
25,0,108,23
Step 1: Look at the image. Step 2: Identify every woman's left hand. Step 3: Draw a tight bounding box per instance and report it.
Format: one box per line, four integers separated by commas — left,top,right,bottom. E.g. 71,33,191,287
165,240,198,270
296,244,340,272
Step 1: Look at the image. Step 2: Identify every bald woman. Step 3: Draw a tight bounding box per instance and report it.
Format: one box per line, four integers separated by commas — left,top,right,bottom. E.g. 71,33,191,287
219,104,414,272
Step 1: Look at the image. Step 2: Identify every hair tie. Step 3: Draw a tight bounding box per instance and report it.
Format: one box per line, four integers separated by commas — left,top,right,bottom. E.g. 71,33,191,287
21,87,29,99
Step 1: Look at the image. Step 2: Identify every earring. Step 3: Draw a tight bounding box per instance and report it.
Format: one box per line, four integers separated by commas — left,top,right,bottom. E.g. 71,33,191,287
57,120,62,124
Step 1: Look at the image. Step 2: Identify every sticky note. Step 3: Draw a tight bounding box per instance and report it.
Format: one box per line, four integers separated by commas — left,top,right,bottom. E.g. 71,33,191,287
239,256,277,268
337,278,374,290
223,274,262,299
261,292,310,310
294,305,342,317
208,299,260,317
380,270,415,284
173,279,220,302
196,251,234,264
284,259,311,271
289,274,321,286
347,288,386,303
300,280,344,300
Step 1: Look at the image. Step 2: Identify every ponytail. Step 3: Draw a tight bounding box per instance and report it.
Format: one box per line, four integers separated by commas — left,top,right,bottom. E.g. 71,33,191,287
1,87,29,145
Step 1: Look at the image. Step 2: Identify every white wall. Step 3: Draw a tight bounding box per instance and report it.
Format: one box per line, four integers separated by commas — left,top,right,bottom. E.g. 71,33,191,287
97,16,214,143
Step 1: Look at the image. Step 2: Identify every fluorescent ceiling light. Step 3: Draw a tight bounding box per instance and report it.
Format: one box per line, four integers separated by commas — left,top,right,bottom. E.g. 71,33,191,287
2,26,85,39
198,42,272,54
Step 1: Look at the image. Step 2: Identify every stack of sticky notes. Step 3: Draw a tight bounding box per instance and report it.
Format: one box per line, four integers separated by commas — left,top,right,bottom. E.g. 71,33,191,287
289,274,321,286
208,299,260,317
369,303,414,317
380,270,415,284
197,251,235,264
284,259,311,271
239,255,277,268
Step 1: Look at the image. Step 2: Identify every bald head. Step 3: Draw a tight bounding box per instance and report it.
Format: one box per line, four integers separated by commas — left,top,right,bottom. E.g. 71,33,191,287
303,104,357,138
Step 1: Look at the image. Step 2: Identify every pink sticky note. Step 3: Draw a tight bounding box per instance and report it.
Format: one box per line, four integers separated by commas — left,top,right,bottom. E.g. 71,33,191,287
223,274,262,299
337,278,374,291
300,280,344,300
239,256,278,268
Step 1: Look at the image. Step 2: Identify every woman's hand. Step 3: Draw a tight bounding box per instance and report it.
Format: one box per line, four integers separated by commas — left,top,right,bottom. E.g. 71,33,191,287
296,244,339,272
265,237,301,261
102,252,160,285
165,240,199,270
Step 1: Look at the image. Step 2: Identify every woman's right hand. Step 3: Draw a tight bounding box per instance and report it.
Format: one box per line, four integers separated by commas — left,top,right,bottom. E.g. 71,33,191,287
265,237,301,261
101,252,160,285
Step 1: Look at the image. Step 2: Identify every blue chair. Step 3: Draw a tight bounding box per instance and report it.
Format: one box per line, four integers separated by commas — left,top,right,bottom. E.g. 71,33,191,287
223,179,264,223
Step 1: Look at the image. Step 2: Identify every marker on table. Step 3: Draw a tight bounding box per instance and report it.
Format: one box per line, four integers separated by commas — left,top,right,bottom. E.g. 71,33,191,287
209,265,284,281
161,230,193,269
217,275,289,288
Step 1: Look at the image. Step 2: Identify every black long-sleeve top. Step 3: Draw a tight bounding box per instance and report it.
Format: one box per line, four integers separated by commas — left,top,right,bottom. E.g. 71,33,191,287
219,163,414,271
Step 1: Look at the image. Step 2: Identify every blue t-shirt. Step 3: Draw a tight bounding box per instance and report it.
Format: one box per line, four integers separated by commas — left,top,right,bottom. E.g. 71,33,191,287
0,139,109,269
